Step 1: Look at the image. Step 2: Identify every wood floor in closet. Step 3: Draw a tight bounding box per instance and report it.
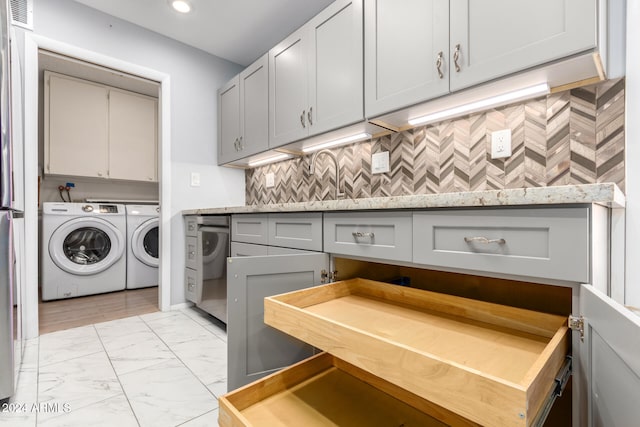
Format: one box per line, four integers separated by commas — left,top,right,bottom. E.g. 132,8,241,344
38,287,159,334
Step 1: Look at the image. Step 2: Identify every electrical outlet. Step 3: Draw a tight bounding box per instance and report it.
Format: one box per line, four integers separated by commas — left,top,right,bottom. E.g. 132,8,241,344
372,151,390,174
491,129,512,159
265,172,275,188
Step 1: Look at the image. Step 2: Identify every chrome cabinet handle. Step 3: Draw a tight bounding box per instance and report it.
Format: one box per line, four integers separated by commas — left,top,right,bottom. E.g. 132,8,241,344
352,232,375,239
436,51,444,79
453,44,461,72
300,110,306,128
308,107,313,125
233,138,239,151
238,136,243,151
464,236,506,245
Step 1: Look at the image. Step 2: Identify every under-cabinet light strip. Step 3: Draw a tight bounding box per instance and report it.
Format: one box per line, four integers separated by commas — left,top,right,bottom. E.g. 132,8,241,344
408,83,550,127
247,153,291,167
301,132,371,153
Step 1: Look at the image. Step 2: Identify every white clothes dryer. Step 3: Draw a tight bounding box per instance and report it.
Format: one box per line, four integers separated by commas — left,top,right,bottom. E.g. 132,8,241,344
125,205,159,289
41,202,127,301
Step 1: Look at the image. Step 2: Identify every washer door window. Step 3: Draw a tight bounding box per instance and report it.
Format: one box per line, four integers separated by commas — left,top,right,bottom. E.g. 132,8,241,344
132,218,159,267
49,217,125,276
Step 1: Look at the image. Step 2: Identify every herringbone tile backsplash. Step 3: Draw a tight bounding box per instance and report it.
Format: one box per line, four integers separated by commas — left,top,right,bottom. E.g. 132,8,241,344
246,78,625,205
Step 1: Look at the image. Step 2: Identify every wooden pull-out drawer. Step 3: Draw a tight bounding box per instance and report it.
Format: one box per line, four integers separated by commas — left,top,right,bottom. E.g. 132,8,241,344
219,352,477,427
264,278,569,427
324,211,412,262
413,208,589,282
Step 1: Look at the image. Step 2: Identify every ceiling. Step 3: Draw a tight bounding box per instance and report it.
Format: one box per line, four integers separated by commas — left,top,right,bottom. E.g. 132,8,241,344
72,0,335,66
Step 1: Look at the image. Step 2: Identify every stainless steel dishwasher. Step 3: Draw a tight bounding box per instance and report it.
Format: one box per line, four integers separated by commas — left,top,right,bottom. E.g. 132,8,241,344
185,216,229,323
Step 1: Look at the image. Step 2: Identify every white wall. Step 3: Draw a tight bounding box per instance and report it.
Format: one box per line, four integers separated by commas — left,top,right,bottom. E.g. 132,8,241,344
31,0,245,305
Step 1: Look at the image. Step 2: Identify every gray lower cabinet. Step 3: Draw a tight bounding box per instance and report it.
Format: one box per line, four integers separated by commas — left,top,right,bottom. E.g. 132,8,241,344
226,252,329,390
230,241,268,257
413,208,590,282
323,211,413,262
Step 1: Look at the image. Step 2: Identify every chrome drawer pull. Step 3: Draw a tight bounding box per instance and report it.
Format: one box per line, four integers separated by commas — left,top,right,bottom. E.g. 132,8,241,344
352,232,375,239
464,236,506,245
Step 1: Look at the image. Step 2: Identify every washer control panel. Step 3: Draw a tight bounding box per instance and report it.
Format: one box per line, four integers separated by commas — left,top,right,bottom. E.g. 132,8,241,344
99,204,119,214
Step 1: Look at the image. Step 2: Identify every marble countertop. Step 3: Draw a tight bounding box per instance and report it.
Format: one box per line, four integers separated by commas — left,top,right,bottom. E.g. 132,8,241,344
182,183,625,215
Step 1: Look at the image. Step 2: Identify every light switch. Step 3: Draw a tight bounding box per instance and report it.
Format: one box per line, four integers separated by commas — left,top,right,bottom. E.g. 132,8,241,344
372,151,390,174
265,172,275,188
190,172,200,187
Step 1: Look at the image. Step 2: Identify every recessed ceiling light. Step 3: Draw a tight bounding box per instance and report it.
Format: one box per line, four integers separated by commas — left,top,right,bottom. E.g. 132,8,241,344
171,0,192,13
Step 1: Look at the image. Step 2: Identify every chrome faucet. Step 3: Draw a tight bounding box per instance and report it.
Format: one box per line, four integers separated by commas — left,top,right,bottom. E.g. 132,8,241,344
309,149,345,199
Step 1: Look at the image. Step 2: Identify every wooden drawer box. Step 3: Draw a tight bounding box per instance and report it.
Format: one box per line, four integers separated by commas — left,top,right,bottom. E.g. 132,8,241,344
413,208,590,282
263,278,569,427
323,211,412,262
219,352,476,427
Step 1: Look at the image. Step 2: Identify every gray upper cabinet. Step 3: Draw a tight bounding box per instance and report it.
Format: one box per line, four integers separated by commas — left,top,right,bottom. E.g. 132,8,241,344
365,0,597,119
449,0,596,92
269,0,363,148
217,75,240,165
268,26,308,147
218,54,269,165
364,0,449,119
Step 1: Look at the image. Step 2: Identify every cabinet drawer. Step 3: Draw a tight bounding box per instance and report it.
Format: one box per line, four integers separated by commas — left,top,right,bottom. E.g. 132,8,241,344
184,216,198,237
413,208,589,282
231,214,268,244
184,267,198,303
185,236,197,270
219,352,472,427
323,212,412,262
264,278,569,427
231,242,268,257
268,213,323,251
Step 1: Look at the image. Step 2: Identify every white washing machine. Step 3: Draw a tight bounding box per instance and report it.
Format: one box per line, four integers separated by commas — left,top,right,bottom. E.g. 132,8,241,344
125,205,159,289
41,202,127,301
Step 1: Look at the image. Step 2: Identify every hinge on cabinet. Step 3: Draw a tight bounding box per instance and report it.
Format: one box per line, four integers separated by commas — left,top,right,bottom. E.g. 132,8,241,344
568,315,584,341
320,270,338,284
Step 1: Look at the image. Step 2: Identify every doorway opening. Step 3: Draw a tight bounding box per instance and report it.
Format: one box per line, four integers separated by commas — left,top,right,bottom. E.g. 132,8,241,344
23,35,172,338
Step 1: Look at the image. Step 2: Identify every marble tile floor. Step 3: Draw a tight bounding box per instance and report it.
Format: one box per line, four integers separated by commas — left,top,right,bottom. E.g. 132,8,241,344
0,307,227,427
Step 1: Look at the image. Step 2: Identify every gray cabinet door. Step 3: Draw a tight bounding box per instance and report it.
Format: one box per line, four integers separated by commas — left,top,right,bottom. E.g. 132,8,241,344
364,0,449,118
239,53,269,159
308,0,363,136
449,0,596,92
226,252,329,390
269,26,309,148
577,285,640,427
217,75,240,165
